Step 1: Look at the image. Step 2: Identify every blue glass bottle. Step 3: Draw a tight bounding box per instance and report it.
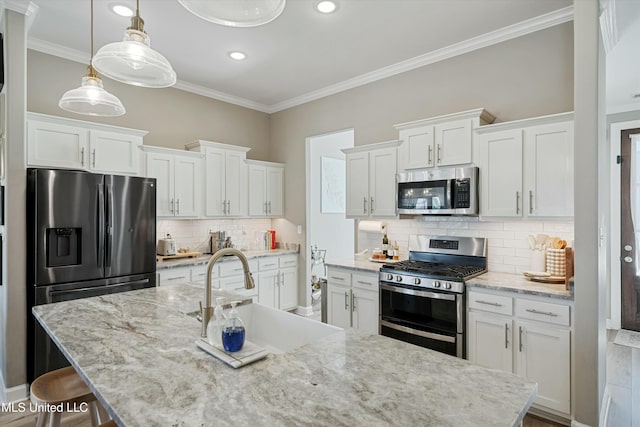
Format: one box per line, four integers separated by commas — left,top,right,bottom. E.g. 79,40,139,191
222,301,245,352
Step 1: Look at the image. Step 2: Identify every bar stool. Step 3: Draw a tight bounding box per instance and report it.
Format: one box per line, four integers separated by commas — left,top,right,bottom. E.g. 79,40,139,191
30,366,103,427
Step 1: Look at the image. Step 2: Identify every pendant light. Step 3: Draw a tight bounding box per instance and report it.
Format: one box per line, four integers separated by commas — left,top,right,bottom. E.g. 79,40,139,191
58,0,125,117
178,0,286,27
92,0,176,88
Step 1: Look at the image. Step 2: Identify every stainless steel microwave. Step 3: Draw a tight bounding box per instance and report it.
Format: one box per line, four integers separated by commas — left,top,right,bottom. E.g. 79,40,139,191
397,166,479,215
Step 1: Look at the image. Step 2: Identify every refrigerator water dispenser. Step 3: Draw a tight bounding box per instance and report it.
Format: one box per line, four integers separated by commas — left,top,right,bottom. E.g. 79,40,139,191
46,227,80,267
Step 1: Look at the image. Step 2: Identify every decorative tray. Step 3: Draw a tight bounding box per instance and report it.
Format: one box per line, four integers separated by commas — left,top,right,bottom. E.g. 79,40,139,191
368,257,400,264
522,271,565,284
195,339,268,369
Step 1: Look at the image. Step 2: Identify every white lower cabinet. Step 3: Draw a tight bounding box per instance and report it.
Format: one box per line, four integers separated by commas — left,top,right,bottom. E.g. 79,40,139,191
327,267,379,334
467,289,571,416
157,266,192,286
258,255,298,311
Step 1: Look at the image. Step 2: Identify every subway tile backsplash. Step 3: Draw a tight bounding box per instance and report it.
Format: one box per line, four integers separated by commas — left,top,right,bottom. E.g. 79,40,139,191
157,218,273,253
357,217,574,274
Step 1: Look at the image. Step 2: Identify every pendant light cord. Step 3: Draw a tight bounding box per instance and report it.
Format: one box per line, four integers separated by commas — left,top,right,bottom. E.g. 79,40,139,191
90,0,94,59
87,0,98,78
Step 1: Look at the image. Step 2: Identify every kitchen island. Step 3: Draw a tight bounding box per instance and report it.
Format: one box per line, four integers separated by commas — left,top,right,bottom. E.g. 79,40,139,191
33,282,537,426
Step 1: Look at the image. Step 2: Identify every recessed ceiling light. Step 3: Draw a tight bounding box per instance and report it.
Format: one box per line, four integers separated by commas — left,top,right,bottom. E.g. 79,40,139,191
110,4,134,17
315,1,337,13
229,51,247,61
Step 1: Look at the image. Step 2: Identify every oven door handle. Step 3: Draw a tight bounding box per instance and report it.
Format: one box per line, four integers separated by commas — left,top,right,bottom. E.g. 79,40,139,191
380,283,456,301
380,320,456,343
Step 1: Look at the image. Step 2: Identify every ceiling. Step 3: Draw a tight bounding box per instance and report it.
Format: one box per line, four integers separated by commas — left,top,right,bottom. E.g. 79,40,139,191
27,0,574,113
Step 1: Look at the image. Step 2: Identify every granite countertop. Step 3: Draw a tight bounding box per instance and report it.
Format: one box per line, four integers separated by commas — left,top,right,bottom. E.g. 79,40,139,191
156,249,299,270
33,283,537,427
467,272,573,300
325,257,389,273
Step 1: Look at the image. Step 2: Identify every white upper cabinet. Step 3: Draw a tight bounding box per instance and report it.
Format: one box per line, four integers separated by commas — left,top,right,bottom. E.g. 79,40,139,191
476,112,574,218
142,146,203,218
394,109,495,171
27,112,146,174
343,140,400,219
247,160,285,218
186,140,250,217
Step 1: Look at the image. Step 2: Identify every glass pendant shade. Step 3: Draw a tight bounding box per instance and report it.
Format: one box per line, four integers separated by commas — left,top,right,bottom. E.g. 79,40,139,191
178,0,286,27
59,72,126,117
92,29,176,88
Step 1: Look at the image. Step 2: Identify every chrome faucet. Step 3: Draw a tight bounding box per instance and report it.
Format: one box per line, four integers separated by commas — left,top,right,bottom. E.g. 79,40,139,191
200,248,255,338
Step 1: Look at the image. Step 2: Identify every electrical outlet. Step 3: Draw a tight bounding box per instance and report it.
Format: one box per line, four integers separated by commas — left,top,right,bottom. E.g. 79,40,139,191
297,225,302,234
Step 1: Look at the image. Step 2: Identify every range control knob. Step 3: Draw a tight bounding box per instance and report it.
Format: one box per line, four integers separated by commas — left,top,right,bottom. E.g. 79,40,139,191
413,278,421,285
386,274,393,281
433,281,441,288
396,275,403,282
444,282,452,290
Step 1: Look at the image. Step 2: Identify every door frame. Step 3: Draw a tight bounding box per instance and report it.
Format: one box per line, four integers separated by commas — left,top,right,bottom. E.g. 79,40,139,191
610,119,640,329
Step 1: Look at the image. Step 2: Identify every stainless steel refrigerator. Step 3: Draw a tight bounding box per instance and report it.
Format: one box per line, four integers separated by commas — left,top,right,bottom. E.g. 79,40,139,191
26,168,157,382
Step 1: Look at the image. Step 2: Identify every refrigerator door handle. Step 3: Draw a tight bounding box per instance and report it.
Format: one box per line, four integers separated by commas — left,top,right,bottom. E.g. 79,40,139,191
97,183,105,268
48,278,152,299
105,183,113,268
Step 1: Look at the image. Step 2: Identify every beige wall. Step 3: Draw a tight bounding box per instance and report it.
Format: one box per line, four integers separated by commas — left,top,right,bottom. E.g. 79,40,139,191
269,23,574,302
27,51,271,159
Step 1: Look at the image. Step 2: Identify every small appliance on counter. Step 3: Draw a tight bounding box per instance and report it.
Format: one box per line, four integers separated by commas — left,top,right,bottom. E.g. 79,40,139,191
209,231,233,254
157,233,177,256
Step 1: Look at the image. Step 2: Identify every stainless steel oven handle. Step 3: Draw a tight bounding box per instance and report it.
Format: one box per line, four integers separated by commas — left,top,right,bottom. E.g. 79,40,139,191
380,320,455,343
380,283,456,301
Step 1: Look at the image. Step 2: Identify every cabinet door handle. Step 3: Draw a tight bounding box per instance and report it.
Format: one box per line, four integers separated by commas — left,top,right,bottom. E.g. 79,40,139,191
476,300,502,307
176,199,180,215
437,144,441,164
222,200,227,215
516,192,520,214
344,291,350,310
81,147,85,166
268,201,272,214
227,200,231,214
519,326,524,352
170,199,175,215
525,308,559,317
264,202,267,214
505,323,509,349
529,190,533,214
351,292,356,312
370,197,374,213
92,148,96,168
165,276,186,281
428,145,432,165
363,197,367,214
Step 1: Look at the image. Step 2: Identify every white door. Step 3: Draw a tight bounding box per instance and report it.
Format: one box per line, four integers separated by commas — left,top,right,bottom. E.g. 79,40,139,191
401,126,434,169
369,147,397,217
267,166,284,217
345,152,370,218
27,120,88,169
351,289,378,334
146,153,175,217
89,130,141,175
435,119,472,166
327,284,351,329
279,268,298,311
174,156,201,217
225,151,246,216
468,312,513,372
248,164,267,216
516,320,571,414
204,148,226,217
524,122,574,217
258,270,279,309
478,129,523,217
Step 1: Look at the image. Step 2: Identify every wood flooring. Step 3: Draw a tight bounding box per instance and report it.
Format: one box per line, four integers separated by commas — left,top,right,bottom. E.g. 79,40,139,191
0,401,564,427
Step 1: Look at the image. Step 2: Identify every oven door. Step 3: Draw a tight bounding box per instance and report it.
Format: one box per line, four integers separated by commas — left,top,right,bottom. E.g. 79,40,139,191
397,177,453,215
379,283,464,357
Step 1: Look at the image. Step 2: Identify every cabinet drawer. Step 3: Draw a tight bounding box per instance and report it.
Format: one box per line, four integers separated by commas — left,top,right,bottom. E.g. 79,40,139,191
279,254,297,269
190,265,218,283
468,291,513,316
158,267,191,285
220,276,259,297
219,259,258,277
516,299,570,326
327,269,351,286
258,257,279,271
352,273,378,291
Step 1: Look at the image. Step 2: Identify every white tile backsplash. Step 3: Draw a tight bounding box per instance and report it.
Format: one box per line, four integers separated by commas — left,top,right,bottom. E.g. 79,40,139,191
157,218,273,252
357,217,574,273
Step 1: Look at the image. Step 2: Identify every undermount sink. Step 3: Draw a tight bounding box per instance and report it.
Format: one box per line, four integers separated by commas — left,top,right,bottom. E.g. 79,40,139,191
191,302,342,355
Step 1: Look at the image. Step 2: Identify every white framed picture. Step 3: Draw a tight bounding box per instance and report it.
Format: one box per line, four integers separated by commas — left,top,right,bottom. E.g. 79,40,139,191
321,156,345,213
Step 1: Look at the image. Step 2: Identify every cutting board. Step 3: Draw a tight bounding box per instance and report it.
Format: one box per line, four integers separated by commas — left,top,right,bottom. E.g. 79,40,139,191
157,251,203,261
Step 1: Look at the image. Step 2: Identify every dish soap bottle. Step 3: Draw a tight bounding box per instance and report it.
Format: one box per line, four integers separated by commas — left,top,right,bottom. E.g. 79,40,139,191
222,301,245,352
206,297,226,347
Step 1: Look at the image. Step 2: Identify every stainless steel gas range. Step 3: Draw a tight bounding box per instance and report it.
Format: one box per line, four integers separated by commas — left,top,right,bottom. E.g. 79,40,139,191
379,235,487,358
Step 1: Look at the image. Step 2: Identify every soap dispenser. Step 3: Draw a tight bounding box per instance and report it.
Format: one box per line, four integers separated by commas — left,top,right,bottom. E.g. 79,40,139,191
206,297,226,347
222,301,245,352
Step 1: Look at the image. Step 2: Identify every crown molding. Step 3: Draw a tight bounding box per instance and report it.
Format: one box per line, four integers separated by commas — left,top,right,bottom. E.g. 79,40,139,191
1,0,38,29
267,5,574,113
27,6,573,115
599,0,618,54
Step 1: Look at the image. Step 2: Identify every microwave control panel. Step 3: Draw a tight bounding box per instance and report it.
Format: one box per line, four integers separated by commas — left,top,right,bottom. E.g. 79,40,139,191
453,178,471,208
